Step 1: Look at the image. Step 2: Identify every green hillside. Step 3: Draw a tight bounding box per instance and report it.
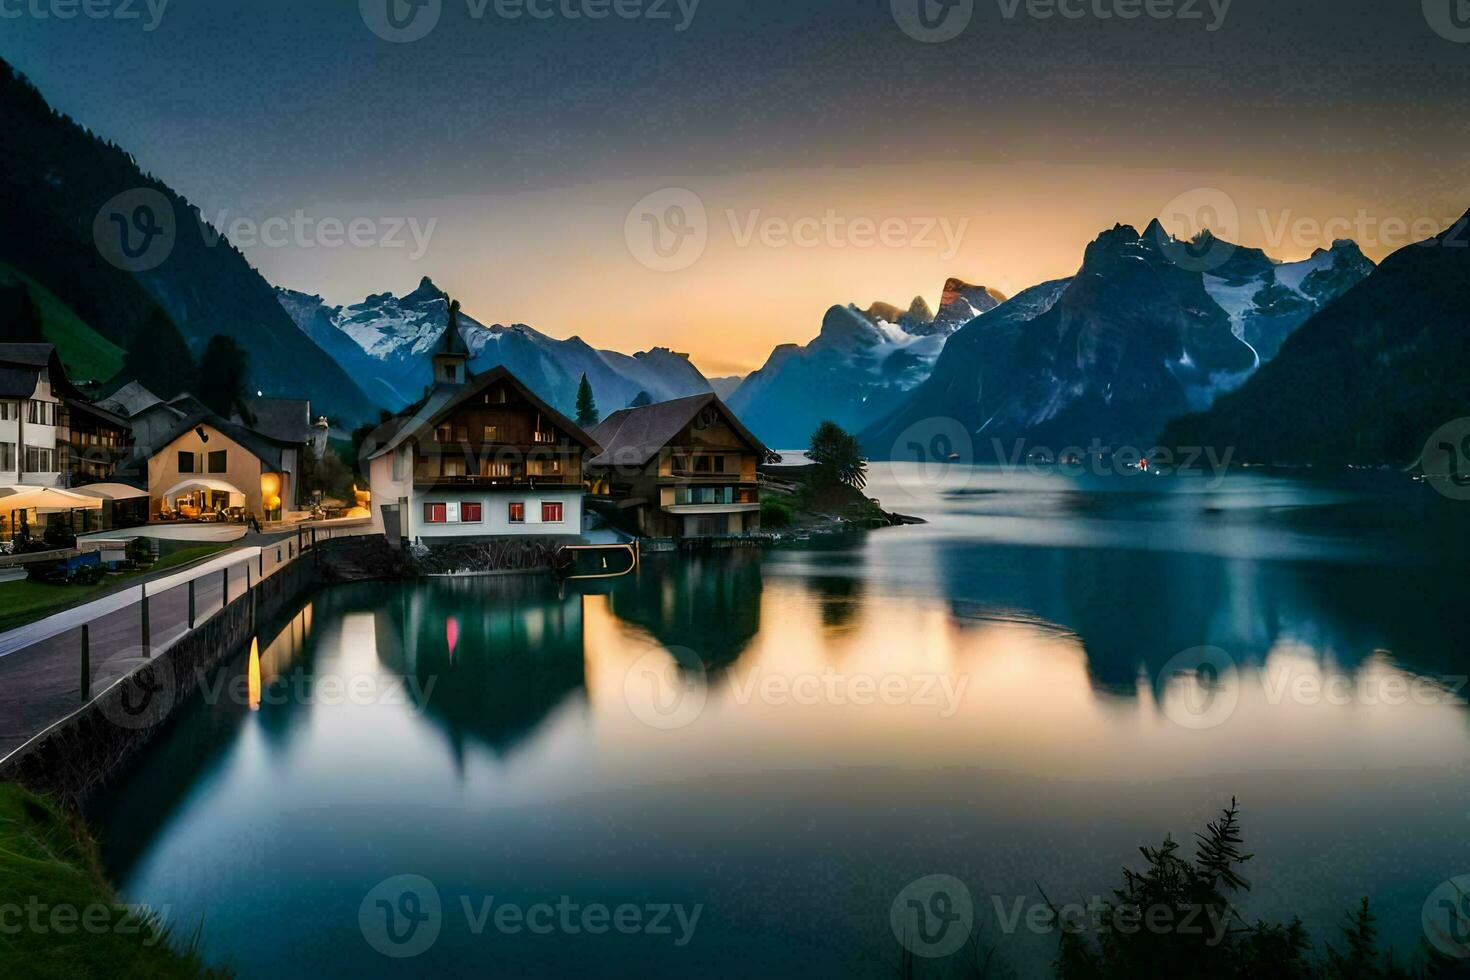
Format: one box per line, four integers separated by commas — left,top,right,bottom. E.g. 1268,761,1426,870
0,261,124,384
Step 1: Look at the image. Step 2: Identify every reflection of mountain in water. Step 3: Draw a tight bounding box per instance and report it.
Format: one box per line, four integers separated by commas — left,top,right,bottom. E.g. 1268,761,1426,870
606,552,763,670
935,541,1470,695
373,577,587,761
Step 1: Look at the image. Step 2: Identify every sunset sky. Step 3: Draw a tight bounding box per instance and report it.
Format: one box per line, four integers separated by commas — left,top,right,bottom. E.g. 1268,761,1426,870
5,0,1468,375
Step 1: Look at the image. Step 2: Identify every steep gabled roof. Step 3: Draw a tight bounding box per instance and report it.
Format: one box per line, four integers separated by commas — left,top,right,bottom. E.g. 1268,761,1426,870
96,380,164,418
0,342,82,400
365,365,598,460
589,393,768,468
0,364,37,399
117,411,298,475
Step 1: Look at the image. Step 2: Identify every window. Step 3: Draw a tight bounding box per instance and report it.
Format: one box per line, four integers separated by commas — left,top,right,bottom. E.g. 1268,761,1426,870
208,450,228,474
482,461,512,478
424,503,448,524
461,502,483,523
0,402,14,421
392,448,408,481
24,446,55,472
533,430,556,444
178,451,197,474
508,502,526,524
484,425,500,442
442,458,466,478
435,425,453,443
528,459,563,477
0,443,14,470
541,502,565,524
26,401,54,426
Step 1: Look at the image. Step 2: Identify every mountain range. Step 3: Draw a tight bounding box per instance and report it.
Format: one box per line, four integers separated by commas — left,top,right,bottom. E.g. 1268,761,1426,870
727,279,1004,447
1161,210,1470,465
277,278,717,418
860,223,1376,457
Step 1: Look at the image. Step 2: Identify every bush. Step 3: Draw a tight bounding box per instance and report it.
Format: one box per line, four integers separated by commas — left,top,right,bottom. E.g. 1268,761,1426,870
760,496,794,529
128,537,155,565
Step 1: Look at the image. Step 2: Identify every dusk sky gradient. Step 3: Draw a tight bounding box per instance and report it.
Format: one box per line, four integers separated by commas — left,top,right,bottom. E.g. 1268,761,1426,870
4,0,1468,374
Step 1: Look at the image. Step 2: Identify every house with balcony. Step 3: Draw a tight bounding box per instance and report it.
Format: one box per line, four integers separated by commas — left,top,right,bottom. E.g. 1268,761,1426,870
0,343,131,489
363,304,598,542
588,393,767,539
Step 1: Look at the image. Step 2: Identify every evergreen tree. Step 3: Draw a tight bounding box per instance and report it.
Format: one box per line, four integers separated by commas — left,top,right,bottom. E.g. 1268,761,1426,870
806,420,868,491
575,373,599,428
195,334,250,420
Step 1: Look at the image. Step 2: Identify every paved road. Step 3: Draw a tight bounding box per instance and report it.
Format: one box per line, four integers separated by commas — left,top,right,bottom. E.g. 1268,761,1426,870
0,519,374,763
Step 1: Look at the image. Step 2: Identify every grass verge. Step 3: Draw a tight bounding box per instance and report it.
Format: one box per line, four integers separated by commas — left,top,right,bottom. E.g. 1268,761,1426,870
0,783,229,978
0,544,231,634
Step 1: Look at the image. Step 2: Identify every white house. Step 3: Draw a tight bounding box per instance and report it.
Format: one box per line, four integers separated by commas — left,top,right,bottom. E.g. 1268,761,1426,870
0,343,65,488
363,304,597,543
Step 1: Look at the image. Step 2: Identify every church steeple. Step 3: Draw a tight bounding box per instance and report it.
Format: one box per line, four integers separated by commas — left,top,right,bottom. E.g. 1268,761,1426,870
432,299,470,386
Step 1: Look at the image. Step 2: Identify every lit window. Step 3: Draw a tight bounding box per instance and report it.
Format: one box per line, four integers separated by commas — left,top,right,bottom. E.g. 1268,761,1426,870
424,503,448,524
461,502,483,523
435,425,453,443
484,425,500,442
541,502,565,524
482,461,512,478
508,502,526,524
442,458,466,478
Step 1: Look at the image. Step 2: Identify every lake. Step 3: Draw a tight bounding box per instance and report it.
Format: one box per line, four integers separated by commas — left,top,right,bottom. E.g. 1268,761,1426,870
87,463,1470,978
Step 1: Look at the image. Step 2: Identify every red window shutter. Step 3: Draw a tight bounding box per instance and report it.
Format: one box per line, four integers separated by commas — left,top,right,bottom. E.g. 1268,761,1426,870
542,502,564,523
461,503,483,523
424,503,447,524
509,502,526,524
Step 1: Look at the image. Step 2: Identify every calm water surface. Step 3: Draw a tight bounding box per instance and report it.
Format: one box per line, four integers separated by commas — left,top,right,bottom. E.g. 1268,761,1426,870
89,464,1470,978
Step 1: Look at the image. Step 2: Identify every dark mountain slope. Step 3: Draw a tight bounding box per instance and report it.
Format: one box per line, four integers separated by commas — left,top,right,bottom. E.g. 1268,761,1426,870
0,58,378,423
1161,212,1470,464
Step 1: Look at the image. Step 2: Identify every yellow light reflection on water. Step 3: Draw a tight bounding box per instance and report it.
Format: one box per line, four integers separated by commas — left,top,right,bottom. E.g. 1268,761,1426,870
247,638,261,712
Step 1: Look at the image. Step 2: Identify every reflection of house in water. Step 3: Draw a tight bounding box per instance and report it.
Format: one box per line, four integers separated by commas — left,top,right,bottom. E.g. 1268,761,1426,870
606,551,763,669
372,577,587,761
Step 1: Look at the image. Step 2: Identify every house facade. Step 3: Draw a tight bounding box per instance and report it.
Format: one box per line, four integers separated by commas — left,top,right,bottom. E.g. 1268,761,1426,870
589,393,766,539
120,413,298,522
365,306,597,543
0,343,131,489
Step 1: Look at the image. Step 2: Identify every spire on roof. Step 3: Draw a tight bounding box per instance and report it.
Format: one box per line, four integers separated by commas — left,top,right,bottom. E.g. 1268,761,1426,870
432,298,470,385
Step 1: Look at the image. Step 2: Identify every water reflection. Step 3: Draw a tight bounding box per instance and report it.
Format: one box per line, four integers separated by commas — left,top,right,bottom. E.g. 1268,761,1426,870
83,467,1470,979
375,576,587,760
605,551,763,669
